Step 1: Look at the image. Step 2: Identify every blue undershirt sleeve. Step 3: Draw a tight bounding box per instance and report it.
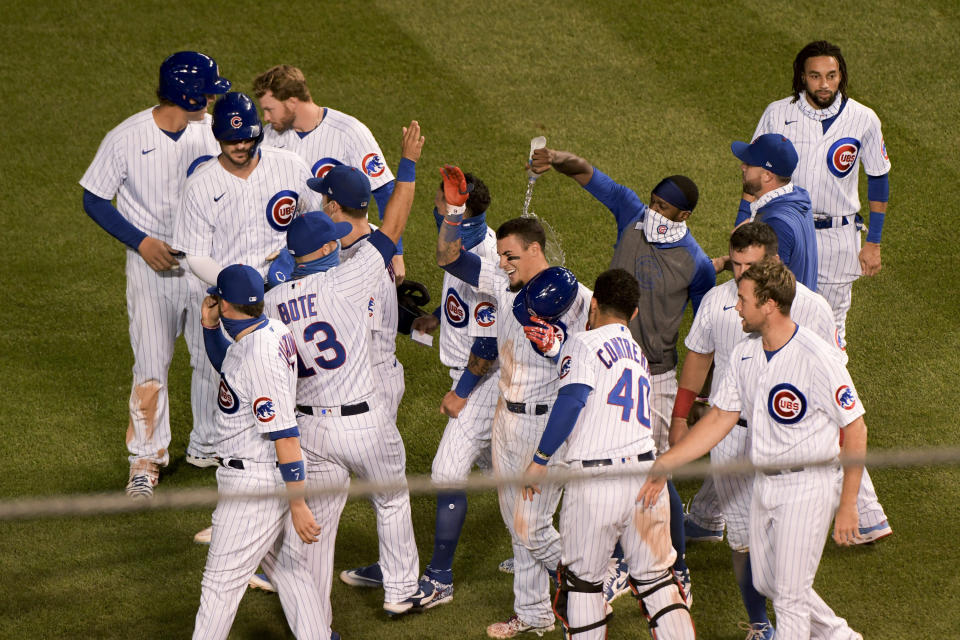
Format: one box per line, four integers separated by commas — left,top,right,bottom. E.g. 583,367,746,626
867,173,889,202
369,229,398,267
735,198,752,226
82,189,147,251
534,383,593,463
372,181,402,254
441,249,481,287
471,336,498,360
582,168,647,241
203,326,231,372
765,218,796,271
688,254,717,316
268,426,301,440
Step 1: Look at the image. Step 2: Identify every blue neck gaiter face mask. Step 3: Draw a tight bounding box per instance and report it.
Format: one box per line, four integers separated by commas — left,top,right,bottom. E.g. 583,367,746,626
293,242,341,279
221,314,267,340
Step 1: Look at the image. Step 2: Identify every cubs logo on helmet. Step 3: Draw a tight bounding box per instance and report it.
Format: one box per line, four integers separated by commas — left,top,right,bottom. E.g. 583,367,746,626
218,377,240,414
767,383,807,424
474,301,496,328
311,157,343,179
254,397,277,422
362,153,386,178
826,137,862,178
265,190,299,231
445,288,468,328
835,385,857,410
230,115,243,129
559,355,573,379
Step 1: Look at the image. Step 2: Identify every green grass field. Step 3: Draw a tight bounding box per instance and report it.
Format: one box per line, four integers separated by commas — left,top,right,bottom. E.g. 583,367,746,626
2,1,959,638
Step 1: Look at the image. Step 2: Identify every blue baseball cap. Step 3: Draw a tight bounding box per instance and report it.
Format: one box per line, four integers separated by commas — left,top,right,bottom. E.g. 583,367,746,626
207,264,264,304
286,210,353,257
306,165,371,209
731,133,799,177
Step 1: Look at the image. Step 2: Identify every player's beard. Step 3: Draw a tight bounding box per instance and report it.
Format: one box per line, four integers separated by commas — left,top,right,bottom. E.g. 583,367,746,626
808,89,837,109
270,105,297,133
742,174,761,197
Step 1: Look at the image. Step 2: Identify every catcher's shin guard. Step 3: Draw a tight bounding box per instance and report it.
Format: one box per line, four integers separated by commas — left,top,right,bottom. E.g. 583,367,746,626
552,563,611,638
629,570,694,638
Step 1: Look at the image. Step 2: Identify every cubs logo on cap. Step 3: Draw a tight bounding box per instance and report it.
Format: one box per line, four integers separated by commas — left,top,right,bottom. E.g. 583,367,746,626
311,157,343,179
254,397,276,422
826,137,861,178
559,355,572,379
362,153,385,178
218,377,240,414
474,301,496,328
835,385,857,410
266,190,299,231
445,288,467,328
767,383,807,424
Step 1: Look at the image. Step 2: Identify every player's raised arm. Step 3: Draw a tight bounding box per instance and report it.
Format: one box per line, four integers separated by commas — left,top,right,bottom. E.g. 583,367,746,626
378,120,424,245
529,147,594,186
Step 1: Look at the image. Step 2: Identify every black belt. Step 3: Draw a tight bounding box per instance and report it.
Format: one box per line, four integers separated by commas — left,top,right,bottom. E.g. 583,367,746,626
297,402,369,417
736,418,748,428
762,465,805,476
813,215,851,229
216,458,278,470
506,401,549,415
581,451,655,467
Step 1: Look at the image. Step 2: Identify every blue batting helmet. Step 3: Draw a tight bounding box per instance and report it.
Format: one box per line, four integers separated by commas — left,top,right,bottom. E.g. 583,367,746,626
158,51,231,112
524,266,578,322
212,92,264,151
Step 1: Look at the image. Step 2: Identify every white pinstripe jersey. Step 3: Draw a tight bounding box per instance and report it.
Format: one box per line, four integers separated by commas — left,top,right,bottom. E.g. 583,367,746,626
214,318,299,461
753,94,891,216
264,240,388,406
173,147,320,279
80,108,219,243
713,325,865,468
341,223,398,368
557,323,657,461
476,260,592,404
686,279,845,398
439,230,499,369
264,108,395,190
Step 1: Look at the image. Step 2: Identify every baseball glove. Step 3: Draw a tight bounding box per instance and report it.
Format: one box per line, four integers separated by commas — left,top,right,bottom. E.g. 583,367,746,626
397,280,431,335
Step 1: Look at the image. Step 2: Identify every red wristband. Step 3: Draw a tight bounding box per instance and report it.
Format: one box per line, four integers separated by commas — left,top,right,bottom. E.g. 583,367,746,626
672,387,697,419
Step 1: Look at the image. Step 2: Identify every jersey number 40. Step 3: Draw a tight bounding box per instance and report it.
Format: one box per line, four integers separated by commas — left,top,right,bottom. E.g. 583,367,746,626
606,368,652,428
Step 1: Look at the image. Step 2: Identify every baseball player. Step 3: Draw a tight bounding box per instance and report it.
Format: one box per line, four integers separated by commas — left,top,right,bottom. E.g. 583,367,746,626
175,91,321,548
639,259,867,640
530,147,716,601
79,51,230,497
522,268,695,640
746,40,891,345
436,167,592,638
251,64,407,284
192,264,327,640
265,121,436,619
730,134,819,291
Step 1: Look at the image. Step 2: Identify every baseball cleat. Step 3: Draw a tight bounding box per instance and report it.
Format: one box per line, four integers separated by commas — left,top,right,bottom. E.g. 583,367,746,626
186,454,220,469
739,621,776,640
383,579,436,615
674,567,693,609
340,562,383,587
603,558,631,604
486,614,555,638
193,526,212,544
855,520,892,544
125,474,156,499
684,514,724,543
248,572,276,593
498,557,515,574
420,574,453,609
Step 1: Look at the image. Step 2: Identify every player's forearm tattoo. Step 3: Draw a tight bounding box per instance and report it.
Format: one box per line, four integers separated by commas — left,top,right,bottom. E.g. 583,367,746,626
436,230,462,266
466,353,494,377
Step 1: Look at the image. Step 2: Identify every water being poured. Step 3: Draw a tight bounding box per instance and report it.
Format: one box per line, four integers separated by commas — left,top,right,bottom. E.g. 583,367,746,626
521,178,536,218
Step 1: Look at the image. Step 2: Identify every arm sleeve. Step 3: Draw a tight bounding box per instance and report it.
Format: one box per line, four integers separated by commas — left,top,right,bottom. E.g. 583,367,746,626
765,217,796,270
688,252,717,316
82,190,147,251
814,350,866,428
867,173,889,202
471,336,498,360
582,168,647,239
441,249,482,287
859,110,892,177
372,181,402,254
203,326,230,372
186,255,224,286
534,383,593,462
735,198,752,226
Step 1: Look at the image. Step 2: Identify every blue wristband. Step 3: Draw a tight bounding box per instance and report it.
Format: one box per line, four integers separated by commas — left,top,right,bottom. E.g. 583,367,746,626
279,460,306,482
866,212,885,243
397,157,416,182
455,369,482,398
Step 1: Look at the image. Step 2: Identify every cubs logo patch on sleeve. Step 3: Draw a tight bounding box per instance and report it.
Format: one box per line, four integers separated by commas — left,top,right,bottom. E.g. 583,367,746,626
265,190,299,231
835,385,857,410
474,301,496,327
362,152,385,178
767,383,807,424
559,355,573,379
254,397,277,422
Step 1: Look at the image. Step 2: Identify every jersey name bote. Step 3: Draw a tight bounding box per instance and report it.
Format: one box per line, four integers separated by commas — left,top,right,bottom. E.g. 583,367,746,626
264,240,386,407
173,146,320,277
558,323,657,461
753,95,890,216
713,325,865,468
214,318,299,461
80,108,219,242
264,108,394,191
439,229,499,369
